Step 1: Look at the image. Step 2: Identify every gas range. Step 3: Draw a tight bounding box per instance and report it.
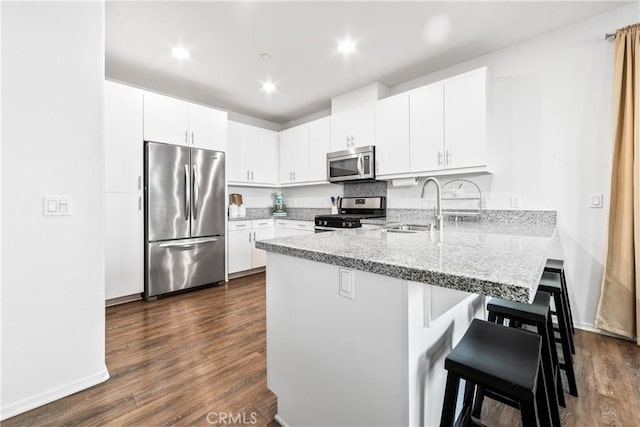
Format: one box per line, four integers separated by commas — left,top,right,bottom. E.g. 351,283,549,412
315,197,386,232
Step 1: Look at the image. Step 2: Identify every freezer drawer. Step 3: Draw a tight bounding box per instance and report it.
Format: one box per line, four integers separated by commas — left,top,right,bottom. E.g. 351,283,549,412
146,236,225,298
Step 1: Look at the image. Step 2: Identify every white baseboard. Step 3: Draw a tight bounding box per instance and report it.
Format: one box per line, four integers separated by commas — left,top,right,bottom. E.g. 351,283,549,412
0,366,110,421
574,321,637,342
274,414,291,427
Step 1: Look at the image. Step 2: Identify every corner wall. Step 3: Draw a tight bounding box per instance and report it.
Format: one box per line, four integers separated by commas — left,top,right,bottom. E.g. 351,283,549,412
386,3,638,331
1,2,108,419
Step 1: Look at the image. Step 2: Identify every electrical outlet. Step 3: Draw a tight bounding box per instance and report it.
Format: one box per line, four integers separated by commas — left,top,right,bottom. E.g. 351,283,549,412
511,195,521,209
43,195,72,216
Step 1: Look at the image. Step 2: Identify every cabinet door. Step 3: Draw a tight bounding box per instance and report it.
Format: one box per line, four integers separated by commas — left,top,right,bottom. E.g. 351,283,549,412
143,91,189,146
104,81,143,192
375,94,409,176
308,117,331,182
409,83,444,173
279,124,309,184
227,121,250,182
252,227,275,268
330,104,375,151
444,68,487,169
250,127,279,184
188,104,228,152
105,192,143,299
228,229,252,273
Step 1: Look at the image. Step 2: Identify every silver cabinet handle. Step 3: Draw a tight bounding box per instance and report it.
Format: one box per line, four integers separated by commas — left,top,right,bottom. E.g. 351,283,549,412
138,175,142,190
249,231,252,242
184,130,188,144
191,131,194,145
138,195,142,211
253,231,257,241
251,170,254,181
258,222,268,225
293,171,296,181
184,164,190,220
246,170,250,180
297,224,306,227
438,151,443,167
289,171,292,181
235,224,247,227
446,150,451,166
192,164,199,220
357,155,364,176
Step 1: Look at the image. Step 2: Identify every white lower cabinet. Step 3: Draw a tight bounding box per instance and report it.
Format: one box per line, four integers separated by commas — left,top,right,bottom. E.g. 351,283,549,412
105,192,143,300
228,219,274,274
274,220,315,237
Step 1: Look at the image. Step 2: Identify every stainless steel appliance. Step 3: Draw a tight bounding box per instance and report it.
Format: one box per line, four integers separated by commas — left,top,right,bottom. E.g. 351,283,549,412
327,145,376,183
145,141,226,300
314,196,386,232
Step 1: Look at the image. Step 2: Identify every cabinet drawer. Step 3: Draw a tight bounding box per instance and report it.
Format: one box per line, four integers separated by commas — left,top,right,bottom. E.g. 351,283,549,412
251,219,274,229
276,220,314,231
228,220,251,231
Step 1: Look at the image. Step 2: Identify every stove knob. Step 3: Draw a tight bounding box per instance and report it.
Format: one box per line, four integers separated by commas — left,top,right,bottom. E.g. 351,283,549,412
323,220,328,226
342,222,346,227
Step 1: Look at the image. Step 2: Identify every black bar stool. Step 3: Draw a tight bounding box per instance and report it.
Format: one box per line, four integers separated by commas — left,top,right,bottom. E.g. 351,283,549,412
440,319,551,427
472,292,563,427
544,259,575,335
538,271,578,397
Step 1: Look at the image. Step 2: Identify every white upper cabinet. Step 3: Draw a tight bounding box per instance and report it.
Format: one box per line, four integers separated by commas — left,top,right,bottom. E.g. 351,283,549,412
279,124,309,184
143,91,190,146
443,68,487,169
143,91,227,152
409,82,445,173
375,94,410,176
228,121,278,185
330,104,375,151
188,102,228,152
104,81,143,193
409,67,488,174
308,116,331,182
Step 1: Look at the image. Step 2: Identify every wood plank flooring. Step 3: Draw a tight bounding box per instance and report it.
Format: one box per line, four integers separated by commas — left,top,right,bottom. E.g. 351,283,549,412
5,272,640,426
5,273,279,427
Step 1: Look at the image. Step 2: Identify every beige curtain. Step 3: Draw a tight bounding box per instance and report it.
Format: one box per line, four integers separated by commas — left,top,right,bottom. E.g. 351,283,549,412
595,24,640,342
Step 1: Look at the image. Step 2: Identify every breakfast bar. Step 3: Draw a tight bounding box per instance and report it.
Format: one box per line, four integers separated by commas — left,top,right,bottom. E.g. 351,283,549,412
256,218,557,426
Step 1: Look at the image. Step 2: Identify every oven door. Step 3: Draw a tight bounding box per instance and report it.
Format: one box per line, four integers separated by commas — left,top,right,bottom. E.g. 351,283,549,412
314,226,337,233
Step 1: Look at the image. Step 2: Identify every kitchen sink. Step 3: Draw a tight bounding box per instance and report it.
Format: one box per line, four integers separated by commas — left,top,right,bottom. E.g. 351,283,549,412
384,224,433,233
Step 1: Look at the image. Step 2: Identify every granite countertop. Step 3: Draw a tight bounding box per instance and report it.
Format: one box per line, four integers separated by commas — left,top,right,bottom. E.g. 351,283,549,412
255,221,556,303
229,207,329,222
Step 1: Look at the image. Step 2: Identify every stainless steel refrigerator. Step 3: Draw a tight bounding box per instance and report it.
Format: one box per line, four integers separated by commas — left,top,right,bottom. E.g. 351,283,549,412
145,141,225,300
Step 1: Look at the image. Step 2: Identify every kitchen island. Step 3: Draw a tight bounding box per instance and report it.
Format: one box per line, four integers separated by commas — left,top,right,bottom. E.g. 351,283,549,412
256,219,556,426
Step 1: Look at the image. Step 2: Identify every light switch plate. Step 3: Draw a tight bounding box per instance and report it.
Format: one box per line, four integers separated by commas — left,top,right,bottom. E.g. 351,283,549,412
43,196,72,216
590,193,603,208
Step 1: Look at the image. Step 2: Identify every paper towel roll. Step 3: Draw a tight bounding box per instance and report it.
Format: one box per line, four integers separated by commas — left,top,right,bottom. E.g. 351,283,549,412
391,177,419,187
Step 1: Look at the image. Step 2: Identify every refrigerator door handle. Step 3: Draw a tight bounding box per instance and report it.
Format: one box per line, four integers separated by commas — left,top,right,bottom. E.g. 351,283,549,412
192,164,199,220
184,164,191,221
158,237,219,249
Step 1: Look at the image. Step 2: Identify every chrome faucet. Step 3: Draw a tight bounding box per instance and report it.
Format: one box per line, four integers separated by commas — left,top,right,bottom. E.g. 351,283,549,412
421,177,443,231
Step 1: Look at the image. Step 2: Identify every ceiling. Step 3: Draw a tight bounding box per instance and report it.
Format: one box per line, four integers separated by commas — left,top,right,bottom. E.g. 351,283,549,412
106,1,629,125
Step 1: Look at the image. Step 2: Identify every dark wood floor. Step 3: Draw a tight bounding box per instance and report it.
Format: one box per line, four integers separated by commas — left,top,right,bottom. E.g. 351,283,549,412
5,272,640,426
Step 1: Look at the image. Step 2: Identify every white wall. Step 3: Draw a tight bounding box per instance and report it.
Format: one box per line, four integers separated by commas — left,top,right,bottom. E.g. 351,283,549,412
385,3,638,330
1,1,108,419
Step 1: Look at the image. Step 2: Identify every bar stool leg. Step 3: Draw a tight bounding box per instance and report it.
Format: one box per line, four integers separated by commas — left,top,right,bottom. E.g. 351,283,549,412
536,320,562,427
553,290,578,396
440,373,460,427
535,359,553,427
547,313,566,408
520,398,540,427
560,270,576,335
471,385,485,418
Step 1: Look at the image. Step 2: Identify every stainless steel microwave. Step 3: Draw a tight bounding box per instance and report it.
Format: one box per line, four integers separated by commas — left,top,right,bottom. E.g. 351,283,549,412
327,145,376,183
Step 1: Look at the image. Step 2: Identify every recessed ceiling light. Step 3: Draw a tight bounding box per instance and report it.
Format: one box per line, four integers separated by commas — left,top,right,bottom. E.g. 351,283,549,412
262,81,276,94
338,38,357,55
171,46,191,60
260,53,271,61
422,15,452,45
